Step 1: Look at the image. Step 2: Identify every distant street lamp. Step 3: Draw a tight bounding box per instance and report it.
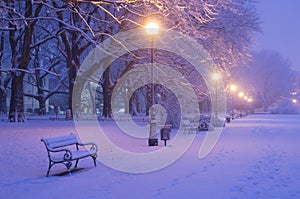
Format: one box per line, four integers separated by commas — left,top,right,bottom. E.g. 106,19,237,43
212,72,221,117
247,98,253,114
238,91,244,98
230,84,237,92
145,22,159,146
229,84,237,119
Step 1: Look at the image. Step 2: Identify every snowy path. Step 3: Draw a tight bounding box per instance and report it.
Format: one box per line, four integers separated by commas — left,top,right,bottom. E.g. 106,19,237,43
1,114,300,198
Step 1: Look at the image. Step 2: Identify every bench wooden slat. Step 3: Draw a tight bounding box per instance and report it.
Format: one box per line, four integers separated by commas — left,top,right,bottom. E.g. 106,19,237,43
43,134,78,149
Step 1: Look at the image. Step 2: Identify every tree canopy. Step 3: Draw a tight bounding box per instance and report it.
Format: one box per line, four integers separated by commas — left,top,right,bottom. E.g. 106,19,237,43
0,0,260,122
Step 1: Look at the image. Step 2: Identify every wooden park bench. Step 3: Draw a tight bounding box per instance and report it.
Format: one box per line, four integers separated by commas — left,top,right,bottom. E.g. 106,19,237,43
41,133,98,177
182,120,199,133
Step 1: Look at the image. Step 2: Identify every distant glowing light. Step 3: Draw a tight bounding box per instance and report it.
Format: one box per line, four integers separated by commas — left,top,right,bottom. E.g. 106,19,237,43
292,99,297,103
247,98,253,103
238,92,244,98
230,84,237,92
244,96,248,100
212,73,221,81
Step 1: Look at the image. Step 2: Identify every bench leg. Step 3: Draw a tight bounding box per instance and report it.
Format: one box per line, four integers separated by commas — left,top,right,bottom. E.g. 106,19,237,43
92,156,97,167
46,166,51,177
75,159,79,168
46,162,55,177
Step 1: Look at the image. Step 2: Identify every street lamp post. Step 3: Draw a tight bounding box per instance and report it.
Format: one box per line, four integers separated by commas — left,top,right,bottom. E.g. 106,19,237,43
212,73,220,118
243,95,248,115
238,91,244,116
145,22,159,146
229,84,237,119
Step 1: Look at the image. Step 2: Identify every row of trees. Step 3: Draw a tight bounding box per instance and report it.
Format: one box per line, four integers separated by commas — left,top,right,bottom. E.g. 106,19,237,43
233,50,296,112
0,0,260,122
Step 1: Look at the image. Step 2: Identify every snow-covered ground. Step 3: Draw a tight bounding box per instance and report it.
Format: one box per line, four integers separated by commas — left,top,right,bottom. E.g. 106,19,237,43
1,114,300,198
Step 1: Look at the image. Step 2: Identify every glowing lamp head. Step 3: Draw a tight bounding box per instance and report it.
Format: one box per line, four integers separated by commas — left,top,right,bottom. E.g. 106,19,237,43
238,92,244,98
145,22,159,35
230,84,237,92
212,73,221,81
292,99,297,104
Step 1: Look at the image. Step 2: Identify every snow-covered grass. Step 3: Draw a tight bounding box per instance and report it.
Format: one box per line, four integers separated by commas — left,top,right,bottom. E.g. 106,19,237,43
269,98,300,114
1,114,300,198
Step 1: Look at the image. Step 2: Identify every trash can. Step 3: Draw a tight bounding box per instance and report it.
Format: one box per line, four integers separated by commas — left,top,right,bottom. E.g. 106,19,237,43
226,116,231,123
148,139,158,146
160,125,171,146
199,121,208,131
66,109,72,120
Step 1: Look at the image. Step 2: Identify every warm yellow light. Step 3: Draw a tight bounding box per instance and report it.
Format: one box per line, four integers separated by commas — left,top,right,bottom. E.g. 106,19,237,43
292,99,297,103
230,84,237,92
145,22,159,35
212,73,221,81
244,96,248,100
247,98,253,103
238,92,244,98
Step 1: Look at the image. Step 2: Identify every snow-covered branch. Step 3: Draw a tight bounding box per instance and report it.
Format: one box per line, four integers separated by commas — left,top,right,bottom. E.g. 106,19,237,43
0,68,63,77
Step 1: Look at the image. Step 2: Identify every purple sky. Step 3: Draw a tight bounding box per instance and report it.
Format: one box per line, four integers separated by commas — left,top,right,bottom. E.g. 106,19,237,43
254,1,300,71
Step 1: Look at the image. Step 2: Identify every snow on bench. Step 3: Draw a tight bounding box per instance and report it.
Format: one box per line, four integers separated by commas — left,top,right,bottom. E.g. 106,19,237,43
41,133,98,177
182,120,199,133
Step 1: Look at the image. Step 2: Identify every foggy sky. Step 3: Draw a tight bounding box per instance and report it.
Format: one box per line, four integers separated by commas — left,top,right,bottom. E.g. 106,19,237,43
254,1,300,71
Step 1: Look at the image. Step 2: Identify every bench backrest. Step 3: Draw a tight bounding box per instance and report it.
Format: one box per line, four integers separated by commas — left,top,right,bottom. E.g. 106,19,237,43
182,120,191,125
41,133,78,149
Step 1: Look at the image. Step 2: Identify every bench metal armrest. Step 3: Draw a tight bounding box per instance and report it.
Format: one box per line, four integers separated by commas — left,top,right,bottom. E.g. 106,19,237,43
48,147,73,161
77,142,98,152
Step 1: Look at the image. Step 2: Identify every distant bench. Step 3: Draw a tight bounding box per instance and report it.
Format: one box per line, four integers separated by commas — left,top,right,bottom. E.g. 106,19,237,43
182,120,199,133
41,133,98,177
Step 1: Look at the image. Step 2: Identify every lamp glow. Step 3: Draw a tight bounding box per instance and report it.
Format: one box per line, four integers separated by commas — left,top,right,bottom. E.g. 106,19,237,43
145,22,159,35
212,73,221,81
230,84,237,92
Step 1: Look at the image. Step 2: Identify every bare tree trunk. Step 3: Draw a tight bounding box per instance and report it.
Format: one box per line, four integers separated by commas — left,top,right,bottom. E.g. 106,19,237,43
72,76,86,120
102,68,112,118
38,97,46,115
68,64,77,115
87,82,96,114
129,90,138,116
9,73,25,122
55,4,83,119
8,1,42,122
0,32,7,115
0,90,7,114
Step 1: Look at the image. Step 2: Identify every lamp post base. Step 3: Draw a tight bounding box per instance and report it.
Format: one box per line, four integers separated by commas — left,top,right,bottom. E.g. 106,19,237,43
148,107,157,146
148,138,158,146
